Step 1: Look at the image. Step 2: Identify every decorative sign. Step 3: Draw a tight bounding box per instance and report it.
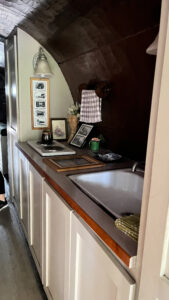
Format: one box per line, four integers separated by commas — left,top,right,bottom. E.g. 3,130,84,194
30,78,50,129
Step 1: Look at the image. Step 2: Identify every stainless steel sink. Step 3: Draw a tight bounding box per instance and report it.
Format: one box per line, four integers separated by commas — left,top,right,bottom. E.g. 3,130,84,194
69,169,144,218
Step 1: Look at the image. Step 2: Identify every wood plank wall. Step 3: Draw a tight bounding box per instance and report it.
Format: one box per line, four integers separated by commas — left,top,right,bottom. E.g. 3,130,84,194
20,0,161,160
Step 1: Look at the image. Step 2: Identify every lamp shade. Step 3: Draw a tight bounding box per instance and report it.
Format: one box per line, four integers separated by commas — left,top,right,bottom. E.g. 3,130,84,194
34,47,53,77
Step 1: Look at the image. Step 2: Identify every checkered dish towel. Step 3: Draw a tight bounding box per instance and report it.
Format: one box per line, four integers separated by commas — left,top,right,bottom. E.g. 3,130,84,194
80,90,102,123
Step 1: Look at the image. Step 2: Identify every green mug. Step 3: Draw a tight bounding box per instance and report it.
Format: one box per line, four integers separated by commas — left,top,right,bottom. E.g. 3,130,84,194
89,138,100,152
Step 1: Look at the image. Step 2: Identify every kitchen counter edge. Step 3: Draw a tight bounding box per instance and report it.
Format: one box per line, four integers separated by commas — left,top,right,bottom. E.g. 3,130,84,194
16,142,138,268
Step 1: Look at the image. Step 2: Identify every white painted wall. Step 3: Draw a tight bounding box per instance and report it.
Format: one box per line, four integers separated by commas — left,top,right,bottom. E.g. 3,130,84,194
17,28,73,141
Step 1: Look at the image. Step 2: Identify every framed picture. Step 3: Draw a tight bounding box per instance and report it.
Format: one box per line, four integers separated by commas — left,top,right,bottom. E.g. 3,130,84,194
70,123,93,147
30,78,50,129
51,118,67,140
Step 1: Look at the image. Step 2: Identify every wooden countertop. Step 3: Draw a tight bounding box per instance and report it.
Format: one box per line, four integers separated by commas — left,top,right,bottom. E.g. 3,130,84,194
16,141,138,268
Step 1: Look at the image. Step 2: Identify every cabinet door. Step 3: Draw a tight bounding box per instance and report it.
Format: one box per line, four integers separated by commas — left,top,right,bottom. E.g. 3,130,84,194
69,213,135,300
7,127,15,201
6,35,18,131
5,34,19,203
7,129,20,210
12,132,20,207
43,181,72,300
19,152,29,238
29,164,43,277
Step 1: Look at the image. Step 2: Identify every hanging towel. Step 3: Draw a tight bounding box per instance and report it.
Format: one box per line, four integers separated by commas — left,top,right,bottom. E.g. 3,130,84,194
80,90,102,123
115,214,140,241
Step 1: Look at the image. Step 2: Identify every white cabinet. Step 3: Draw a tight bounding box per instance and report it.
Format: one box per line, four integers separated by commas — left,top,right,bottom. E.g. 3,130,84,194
43,181,72,300
5,34,19,202
5,34,18,132
12,132,20,209
19,151,29,238
18,152,43,277
7,129,20,209
29,164,43,277
69,213,135,300
17,151,136,300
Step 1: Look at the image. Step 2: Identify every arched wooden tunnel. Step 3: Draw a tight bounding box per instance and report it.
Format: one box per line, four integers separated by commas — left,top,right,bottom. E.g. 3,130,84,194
0,0,161,159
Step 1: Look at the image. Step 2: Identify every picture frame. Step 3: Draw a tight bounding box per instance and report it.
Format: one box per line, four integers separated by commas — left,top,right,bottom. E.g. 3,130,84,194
43,155,104,172
51,118,67,140
30,78,50,129
70,123,93,147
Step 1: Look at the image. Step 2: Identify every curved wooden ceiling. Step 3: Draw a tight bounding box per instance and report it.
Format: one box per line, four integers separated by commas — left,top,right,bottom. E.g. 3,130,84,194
0,1,161,65
1,0,161,159
0,0,72,38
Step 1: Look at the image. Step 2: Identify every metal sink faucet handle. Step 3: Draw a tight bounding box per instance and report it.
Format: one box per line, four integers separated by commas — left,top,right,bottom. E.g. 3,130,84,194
132,161,145,173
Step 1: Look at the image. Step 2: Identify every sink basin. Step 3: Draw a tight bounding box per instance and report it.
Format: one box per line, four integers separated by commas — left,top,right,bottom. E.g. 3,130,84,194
69,169,144,218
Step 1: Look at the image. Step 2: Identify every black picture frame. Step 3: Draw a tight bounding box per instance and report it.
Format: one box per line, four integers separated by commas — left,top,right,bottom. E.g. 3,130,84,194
51,118,68,140
70,123,93,147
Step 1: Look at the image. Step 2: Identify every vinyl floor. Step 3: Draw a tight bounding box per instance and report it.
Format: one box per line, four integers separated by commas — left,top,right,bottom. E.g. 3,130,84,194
0,202,47,300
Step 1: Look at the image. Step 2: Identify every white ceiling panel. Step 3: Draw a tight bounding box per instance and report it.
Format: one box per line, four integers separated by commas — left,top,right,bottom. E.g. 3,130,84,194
0,1,43,37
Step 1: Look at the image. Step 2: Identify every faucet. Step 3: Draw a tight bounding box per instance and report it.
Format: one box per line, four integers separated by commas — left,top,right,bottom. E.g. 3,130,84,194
131,161,145,173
